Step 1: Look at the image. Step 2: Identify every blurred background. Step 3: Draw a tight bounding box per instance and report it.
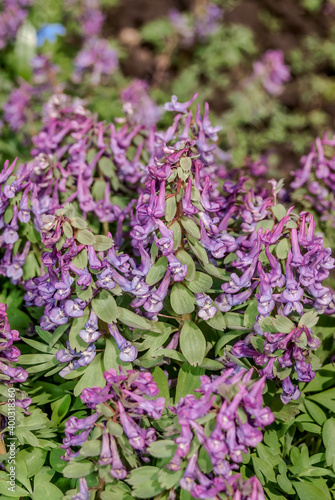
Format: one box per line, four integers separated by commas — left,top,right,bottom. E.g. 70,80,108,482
1,0,335,178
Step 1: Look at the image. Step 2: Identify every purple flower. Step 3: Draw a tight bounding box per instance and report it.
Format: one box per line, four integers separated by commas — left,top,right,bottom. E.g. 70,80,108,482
72,478,89,500
164,93,198,113
253,50,290,95
108,323,137,362
64,299,85,318
73,39,118,86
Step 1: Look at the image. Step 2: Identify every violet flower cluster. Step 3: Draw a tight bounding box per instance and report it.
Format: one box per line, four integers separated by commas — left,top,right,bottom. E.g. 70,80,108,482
3,54,60,132
121,80,162,128
226,207,333,402
169,2,223,47
253,50,291,95
61,367,164,472
291,133,335,226
0,157,33,284
168,367,273,499
0,0,32,50
0,303,28,384
21,93,334,401
65,0,105,38
73,38,119,86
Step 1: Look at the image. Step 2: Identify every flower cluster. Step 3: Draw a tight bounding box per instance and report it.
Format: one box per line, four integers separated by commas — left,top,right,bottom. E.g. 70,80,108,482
121,79,162,128
21,94,334,401
73,38,119,86
62,367,164,470
0,157,33,284
253,50,291,95
291,133,335,226
169,2,223,47
0,303,28,383
0,0,32,50
65,0,105,38
226,207,333,401
167,367,273,499
3,54,60,132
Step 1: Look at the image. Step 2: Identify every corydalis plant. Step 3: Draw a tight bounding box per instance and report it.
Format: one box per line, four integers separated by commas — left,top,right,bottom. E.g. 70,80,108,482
291,133,335,230
0,303,28,383
65,367,272,500
166,367,273,499
2,91,225,285
61,367,164,467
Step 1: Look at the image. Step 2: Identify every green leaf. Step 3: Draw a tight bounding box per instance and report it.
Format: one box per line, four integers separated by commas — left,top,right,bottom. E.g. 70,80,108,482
127,468,159,484
0,478,29,497
304,400,327,425
299,310,319,328
180,216,200,239
170,284,195,315
171,221,182,250
13,453,32,493
76,229,96,245
33,482,63,500
106,420,123,437
74,353,106,397
71,249,88,269
186,272,213,292
202,261,229,280
145,257,168,286
103,337,119,371
293,481,331,500
63,221,73,239
151,366,170,402
323,418,335,471
49,447,67,473
165,197,177,222
80,440,101,457
94,235,114,251
215,331,244,355
225,312,245,329
277,473,295,494
15,448,47,478
118,308,152,330
250,336,265,353
70,217,88,229
206,309,226,331
259,316,277,333
271,204,287,221
62,461,95,479
99,157,116,178
147,440,176,458
34,466,55,485
304,364,335,392
243,299,258,328
69,308,90,351
180,157,192,171
51,394,71,426
176,249,196,281
48,323,70,349
256,219,274,232
158,468,183,489
252,456,276,483
187,235,209,264
273,316,295,333
175,363,204,402
180,321,206,366
19,353,54,365
199,358,223,370
308,388,335,412
276,239,289,260
92,290,119,324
